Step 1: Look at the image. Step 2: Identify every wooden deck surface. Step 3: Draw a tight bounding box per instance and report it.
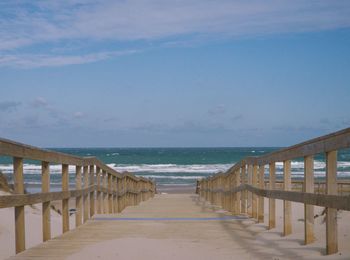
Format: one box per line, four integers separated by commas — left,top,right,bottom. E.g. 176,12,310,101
8,194,349,260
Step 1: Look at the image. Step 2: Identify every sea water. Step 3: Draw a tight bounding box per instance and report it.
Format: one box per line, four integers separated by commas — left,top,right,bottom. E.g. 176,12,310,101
1,147,350,193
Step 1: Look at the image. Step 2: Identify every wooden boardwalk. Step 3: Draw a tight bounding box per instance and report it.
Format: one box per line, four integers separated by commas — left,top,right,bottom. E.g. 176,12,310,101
7,193,350,260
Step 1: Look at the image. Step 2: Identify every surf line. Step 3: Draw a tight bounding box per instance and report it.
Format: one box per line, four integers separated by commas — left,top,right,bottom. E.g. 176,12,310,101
93,216,247,221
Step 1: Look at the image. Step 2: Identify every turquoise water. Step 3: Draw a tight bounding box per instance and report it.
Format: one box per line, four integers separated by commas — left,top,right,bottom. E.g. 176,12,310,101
1,147,350,192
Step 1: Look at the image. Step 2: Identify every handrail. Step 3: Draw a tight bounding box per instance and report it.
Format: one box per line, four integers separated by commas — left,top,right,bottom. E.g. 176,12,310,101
198,127,350,255
0,138,156,254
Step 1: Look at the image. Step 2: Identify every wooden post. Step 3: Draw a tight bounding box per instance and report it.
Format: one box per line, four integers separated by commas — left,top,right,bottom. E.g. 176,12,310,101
108,174,113,213
75,166,82,227
235,169,241,214
241,165,247,214
62,164,69,233
247,164,253,217
83,165,89,222
326,150,338,254
96,167,101,214
283,160,292,236
269,162,276,229
258,165,264,223
117,177,122,212
120,177,124,210
42,161,51,241
124,176,127,209
103,171,108,213
304,156,314,244
113,176,118,213
220,176,224,207
252,165,258,219
14,157,25,253
89,165,95,217
210,178,214,204
228,175,233,212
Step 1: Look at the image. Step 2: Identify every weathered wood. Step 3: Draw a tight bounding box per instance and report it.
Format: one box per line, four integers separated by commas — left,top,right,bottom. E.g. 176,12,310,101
83,166,89,222
0,136,155,258
258,165,264,223
247,165,253,217
269,162,276,230
89,165,95,217
0,138,83,166
14,157,25,254
113,176,118,213
108,174,113,213
96,167,101,214
283,160,292,236
62,164,69,233
75,166,82,227
117,175,122,212
326,151,338,255
41,161,51,241
256,127,350,166
103,171,108,213
252,165,258,219
241,166,246,214
244,184,350,210
304,155,314,244
0,186,94,208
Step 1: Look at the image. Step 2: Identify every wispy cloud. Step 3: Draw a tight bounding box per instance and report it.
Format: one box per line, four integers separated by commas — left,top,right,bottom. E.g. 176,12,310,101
0,50,139,68
208,104,226,116
0,101,21,112
31,97,49,108
0,0,350,67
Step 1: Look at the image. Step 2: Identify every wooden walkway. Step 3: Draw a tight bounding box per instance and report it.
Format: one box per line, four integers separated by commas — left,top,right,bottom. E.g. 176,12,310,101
8,194,350,260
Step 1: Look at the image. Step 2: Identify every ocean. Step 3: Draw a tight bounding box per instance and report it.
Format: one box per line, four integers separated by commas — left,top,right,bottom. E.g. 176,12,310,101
1,147,350,193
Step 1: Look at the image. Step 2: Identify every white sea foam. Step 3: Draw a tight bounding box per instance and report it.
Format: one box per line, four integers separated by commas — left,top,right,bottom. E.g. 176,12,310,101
0,160,350,177
108,163,232,174
135,175,203,179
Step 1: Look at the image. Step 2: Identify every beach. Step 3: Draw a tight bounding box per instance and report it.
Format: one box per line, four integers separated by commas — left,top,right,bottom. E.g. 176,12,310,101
0,191,75,259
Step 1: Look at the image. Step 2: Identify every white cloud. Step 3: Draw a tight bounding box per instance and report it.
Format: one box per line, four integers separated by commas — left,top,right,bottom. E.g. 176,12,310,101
0,0,349,67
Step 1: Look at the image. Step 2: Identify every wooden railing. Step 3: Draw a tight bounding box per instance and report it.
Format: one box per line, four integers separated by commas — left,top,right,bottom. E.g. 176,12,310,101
0,138,155,254
198,127,350,255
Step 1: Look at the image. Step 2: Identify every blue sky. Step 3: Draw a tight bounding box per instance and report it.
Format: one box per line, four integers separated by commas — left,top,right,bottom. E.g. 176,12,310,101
0,0,350,147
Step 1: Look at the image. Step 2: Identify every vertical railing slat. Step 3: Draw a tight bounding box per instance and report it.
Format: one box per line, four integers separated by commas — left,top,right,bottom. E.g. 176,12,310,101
326,150,338,254
96,167,101,214
62,164,69,233
89,165,95,217
304,155,314,244
269,162,276,229
83,165,89,222
14,157,25,253
258,165,264,223
247,165,253,217
252,165,258,219
108,174,113,213
283,160,292,236
75,166,82,226
241,166,246,214
42,161,51,241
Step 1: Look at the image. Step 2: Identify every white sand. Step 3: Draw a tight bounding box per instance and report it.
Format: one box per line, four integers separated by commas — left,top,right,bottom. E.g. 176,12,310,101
0,191,75,259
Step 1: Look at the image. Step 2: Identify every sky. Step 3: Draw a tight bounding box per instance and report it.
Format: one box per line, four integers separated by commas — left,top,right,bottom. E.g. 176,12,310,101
0,0,350,147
